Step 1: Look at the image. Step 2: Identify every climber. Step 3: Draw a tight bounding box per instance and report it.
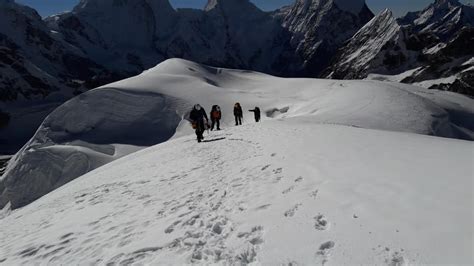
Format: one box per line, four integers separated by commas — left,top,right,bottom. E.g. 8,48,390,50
249,107,261,122
189,104,209,142
234,102,243,126
210,105,222,131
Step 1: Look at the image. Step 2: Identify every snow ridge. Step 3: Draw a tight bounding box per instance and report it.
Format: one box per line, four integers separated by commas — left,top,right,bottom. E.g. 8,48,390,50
1,58,473,210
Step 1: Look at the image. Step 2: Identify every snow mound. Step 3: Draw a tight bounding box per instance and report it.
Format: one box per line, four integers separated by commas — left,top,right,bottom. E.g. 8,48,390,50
1,58,473,210
0,121,472,264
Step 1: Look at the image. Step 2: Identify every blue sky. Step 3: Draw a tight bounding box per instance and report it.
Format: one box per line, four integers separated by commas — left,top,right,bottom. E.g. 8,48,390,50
16,0,473,18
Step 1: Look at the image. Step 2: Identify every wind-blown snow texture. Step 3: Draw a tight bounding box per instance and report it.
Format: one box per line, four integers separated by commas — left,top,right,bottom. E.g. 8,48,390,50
1,59,473,211
0,119,472,265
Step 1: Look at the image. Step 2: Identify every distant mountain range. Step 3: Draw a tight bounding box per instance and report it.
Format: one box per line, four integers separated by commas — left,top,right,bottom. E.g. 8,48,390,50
325,0,473,96
0,0,473,153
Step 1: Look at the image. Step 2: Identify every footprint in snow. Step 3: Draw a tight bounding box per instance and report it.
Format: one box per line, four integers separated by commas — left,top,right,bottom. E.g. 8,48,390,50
284,204,302,217
273,168,283,174
255,204,271,211
316,241,336,265
386,251,407,266
107,246,163,265
274,176,284,183
237,226,264,247
183,214,201,226
317,241,335,255
295,176,304,182
314,214,329,230
164,220,181,234
282,186,295,194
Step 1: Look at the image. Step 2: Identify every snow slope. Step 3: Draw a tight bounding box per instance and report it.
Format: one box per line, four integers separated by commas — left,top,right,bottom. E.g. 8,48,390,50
0,120,472,265
1,58,473,211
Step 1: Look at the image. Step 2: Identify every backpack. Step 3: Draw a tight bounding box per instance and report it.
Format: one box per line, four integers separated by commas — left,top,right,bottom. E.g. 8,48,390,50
211,105,221,119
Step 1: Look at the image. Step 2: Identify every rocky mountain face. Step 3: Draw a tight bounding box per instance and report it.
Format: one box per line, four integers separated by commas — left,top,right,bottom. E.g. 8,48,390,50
324,0,474,96
323,9,405,79
46,0,292,74
398,0,474,40
45,0,165,73
275,0,374,76
48,0,372,76
0,0,121,154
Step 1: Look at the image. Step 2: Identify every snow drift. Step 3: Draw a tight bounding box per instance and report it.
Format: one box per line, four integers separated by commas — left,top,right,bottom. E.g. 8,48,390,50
1,58,473,210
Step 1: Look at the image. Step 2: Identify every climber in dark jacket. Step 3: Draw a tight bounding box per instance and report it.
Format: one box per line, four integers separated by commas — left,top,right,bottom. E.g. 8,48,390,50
210,105,222,131
233,102,243,126
249,107,261,122
189,104,209,142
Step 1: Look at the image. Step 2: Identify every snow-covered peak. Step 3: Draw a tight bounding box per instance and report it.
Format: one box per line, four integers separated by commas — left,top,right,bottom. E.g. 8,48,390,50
204,0,258,13
397,0,473,41
400,0,467,26
73,0,150,12
323,8,402,79
204,0,220,11
352,8,400,47
0,0,41,19
74,0,175,12
279,0,373,75
360,8,397,31
371,8,396,24
433,0,462,9
283,0,373,33
334,0,366,14
289,0,367,15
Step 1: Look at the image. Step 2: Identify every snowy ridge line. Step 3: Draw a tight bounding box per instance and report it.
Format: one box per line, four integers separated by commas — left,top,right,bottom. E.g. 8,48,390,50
2,0,472,157
0,58,473,212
